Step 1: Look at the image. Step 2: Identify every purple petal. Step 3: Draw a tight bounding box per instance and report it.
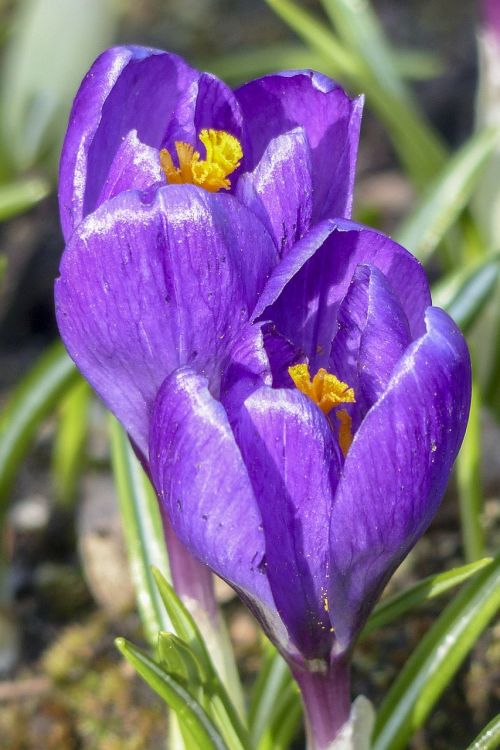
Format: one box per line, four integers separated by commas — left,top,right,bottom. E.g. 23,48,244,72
235,128,313,256
220,323,274,424
328,307,471,649
149,367,288,647
330,264,412,422
55,185,278,456
236,72,363,222
262,323,303,388
192,72,245,147
59,46,200,239
253,221,431,370
95,130,163,205
233,386,342,659
163,71,246,172
221,322,302,426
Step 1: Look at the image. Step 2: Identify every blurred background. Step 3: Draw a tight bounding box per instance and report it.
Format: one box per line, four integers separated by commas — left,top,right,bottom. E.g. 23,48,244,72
0,1,498,749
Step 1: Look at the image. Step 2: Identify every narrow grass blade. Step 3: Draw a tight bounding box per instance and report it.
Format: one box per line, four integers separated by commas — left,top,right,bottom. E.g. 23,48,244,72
152,566,213,671
115,637,228,750
432,255,500,333
395,49,444,81
456,379,485,562
0,0,120,171
264,0,447,186
320,0,411,104
319,0,450,186
483,286,500,418
396,127,500,261
204,44,442,87
464,714,500,750
373,556,500,750
152,569,249,749
361,557,492,638
269,691,302,750
0,176,50,221
258,678,301,750
158,631,206,686
203,44,327,84
264,0,362,79
109,418,171,645
52,379,90,506
249,646,294,748
0,341,78,508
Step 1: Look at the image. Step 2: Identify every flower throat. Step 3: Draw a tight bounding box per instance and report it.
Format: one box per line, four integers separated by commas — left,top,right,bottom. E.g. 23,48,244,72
160,129,242,193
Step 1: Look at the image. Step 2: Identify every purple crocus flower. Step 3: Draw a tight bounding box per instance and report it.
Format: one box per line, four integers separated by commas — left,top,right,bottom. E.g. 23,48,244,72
55,45,362,698
55,46,471,748
147,220,470,746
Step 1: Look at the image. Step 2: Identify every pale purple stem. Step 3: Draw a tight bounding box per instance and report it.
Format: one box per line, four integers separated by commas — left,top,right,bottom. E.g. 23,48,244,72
292,656,351,750
162,514,218,622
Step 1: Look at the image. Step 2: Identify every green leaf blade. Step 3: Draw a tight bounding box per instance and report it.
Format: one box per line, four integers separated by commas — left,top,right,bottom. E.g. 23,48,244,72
249,646,294,748
158,631,206,687
0,341,78,509
432,255,500,334
151,566,213,672
362,557,493,638
151,569,250,750
264,0,447,187
456,379,485,562
320,0,411,104
396,127,500,261
464,714,500,750
109,418,171,645
0,176,50,221
264,0,360,79
115,637,229,750
52,379,90,506
373,556,500,750
0,0,121,171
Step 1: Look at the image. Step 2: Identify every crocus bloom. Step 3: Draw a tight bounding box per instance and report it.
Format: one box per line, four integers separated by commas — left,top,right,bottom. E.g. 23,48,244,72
55,45,362,702
56,46,471,749
147,221,470,746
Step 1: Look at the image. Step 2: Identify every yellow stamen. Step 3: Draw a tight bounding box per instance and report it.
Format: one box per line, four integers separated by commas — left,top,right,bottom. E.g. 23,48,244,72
336,409,354,458
160,129,242,193
289,364,355,415
288,363,355,457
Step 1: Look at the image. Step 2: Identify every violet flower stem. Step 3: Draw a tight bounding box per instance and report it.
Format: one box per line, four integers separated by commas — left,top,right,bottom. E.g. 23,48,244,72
292,657,351,750
163,515,218,621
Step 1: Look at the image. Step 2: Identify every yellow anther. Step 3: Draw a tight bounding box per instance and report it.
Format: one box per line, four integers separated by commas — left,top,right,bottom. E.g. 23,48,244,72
336,409,354,458
289,364,355,415
160,129,242,193
289,363,355,457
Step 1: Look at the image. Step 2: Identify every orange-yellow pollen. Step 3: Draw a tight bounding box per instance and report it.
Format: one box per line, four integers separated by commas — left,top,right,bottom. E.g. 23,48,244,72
160,129,243,193
288,363,355,457
336,409,354,458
